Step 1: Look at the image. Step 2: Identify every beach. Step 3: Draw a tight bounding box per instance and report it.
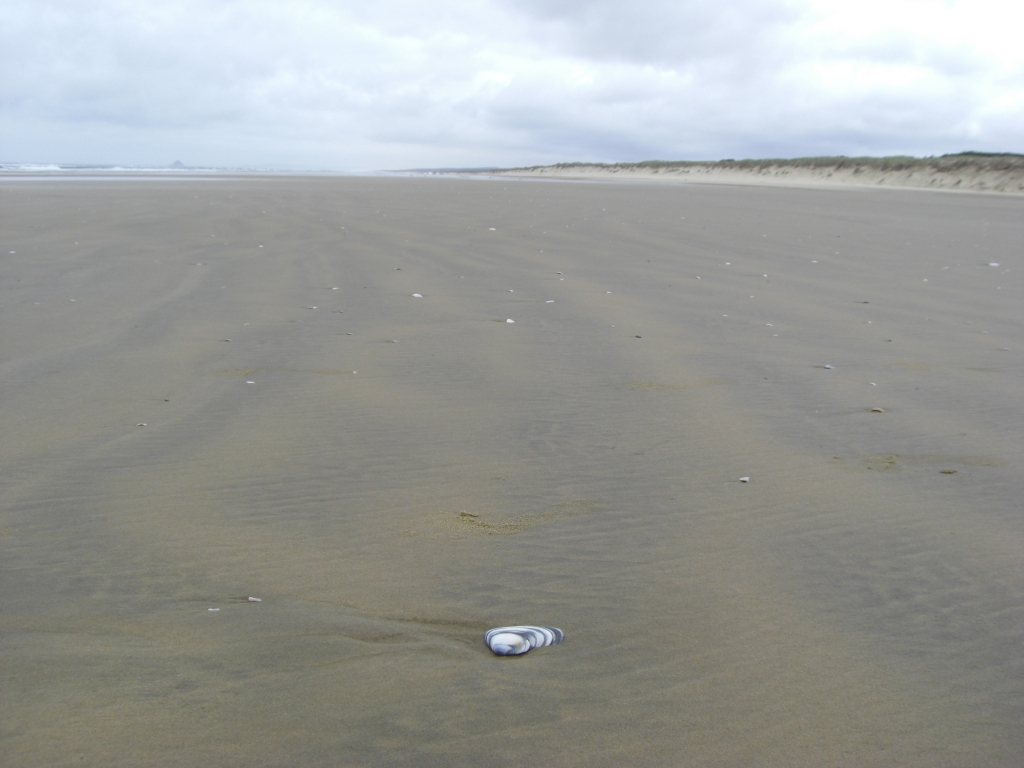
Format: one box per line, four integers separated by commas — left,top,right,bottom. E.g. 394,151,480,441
2,174,1022,766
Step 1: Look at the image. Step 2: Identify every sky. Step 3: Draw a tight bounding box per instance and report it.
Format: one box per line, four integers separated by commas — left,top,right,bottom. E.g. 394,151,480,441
2,0,1022,170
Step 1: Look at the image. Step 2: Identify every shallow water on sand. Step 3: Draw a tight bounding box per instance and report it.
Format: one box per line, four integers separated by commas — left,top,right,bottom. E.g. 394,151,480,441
2,176,1022,766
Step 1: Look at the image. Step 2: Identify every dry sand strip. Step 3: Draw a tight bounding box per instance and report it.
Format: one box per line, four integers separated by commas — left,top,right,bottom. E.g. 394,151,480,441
475,152,1024,194
1,175,1022,767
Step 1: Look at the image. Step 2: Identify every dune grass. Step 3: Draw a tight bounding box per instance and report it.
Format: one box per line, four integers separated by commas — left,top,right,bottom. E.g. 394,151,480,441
508,151,1024,174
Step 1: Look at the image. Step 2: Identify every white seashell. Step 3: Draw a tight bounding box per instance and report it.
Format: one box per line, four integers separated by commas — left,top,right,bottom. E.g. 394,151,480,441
740,477,750,483
546,300,554,303
506,319,515,323
136,423,146,427
412,294,423,298
208,608,219,612
824,364,834,369
485,626,564,656
247,597,261,602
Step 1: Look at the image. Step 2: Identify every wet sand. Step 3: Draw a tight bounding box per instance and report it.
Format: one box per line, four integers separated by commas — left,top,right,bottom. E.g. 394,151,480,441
2,175,1022,766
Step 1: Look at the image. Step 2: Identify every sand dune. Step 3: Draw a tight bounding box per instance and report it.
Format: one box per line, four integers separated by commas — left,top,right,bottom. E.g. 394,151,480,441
483,152,1024,194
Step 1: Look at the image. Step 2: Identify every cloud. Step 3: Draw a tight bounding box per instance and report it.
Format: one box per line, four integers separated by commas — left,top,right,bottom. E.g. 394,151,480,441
1,0,1022,168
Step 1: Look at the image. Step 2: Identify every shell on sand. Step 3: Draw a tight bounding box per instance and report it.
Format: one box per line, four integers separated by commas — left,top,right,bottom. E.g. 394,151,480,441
485,626,564,656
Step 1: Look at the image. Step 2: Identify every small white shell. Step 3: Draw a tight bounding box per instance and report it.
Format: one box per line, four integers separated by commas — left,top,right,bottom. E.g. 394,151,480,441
740,477,750,483
506,319,515,323
485,626,564,656
412,294,423,298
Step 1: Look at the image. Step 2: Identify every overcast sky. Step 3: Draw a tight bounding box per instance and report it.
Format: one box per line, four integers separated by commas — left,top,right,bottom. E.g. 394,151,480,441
3,0,1022,169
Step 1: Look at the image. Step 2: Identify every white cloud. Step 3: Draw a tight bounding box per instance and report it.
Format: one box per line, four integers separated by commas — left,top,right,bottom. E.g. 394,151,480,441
1,0,1021,168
